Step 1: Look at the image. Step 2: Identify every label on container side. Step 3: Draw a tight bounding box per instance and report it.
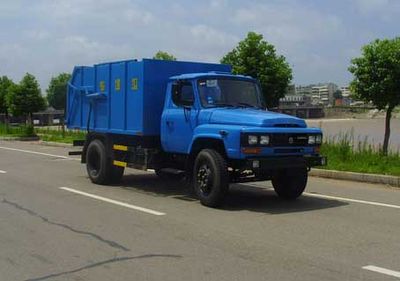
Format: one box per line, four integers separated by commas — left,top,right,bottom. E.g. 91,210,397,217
115,79,121,91
99,81,106,92
131,78,138,91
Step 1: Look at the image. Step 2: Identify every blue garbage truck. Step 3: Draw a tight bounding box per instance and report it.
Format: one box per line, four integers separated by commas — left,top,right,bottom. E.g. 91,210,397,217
66,58,326,207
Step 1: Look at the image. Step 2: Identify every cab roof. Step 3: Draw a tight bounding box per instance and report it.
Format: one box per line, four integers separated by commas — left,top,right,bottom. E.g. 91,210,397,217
170,71,255,81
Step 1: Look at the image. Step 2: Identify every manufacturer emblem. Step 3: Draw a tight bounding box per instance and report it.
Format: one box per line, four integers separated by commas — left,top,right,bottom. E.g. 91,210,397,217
288,137,294,144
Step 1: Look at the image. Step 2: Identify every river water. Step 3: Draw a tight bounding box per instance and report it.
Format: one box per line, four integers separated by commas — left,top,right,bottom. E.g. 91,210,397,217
306,118,400,152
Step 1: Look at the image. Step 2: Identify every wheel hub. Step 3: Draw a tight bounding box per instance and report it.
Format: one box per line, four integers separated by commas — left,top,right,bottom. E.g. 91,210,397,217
197,165,212,195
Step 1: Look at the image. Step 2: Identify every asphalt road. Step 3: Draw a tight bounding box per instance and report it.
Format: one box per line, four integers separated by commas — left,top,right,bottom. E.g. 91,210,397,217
0,141,399,281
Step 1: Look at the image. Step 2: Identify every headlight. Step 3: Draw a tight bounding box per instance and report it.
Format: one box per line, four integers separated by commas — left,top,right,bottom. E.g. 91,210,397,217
316,134,322,144
308,135,316,145
260,135,270,145
248,135,258,145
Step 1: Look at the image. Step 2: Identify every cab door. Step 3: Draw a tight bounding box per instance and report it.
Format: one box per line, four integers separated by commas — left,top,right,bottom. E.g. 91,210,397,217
161,81,197,153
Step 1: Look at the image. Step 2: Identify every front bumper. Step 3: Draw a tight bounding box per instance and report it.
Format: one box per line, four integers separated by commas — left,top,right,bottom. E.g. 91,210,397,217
245,155,327,170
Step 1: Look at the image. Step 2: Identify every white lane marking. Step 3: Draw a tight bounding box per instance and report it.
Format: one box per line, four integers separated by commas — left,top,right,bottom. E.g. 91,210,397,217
248,184,400,210
363,265,400,278
0,146,78,160
59,187,166,216
0,170,6,174
304,192,400,210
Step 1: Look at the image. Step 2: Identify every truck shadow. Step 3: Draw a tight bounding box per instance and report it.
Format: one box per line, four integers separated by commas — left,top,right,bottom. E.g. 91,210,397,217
223,184,348,214
119,173,348,214
119,172,196,201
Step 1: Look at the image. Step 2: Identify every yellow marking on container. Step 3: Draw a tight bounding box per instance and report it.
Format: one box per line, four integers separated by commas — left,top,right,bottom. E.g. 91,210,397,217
99,81,106,92
113,145,128,151
115,79,121,91
113,160,127,167
131,78,138,91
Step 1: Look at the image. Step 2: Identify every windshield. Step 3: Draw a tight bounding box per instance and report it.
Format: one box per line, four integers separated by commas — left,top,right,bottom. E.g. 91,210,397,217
197,78,263,108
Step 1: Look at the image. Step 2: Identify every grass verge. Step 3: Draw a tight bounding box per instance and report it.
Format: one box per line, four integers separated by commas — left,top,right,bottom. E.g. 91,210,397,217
0,123,35,137
0,123,85,143
35,127,86,144
320,132,400,176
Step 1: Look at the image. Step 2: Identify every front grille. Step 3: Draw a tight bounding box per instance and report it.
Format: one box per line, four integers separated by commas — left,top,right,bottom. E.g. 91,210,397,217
270,134,309,146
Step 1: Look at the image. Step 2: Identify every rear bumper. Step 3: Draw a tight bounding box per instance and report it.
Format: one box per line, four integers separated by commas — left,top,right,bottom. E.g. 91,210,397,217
244,155,327,170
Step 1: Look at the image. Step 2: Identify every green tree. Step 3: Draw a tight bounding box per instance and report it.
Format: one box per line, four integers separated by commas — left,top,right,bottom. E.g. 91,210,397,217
333,90,343,100
7,73,46,126
221,32,292,108
0,76,15,126
153,51,177,61
349,38,400,155
46,73,71,110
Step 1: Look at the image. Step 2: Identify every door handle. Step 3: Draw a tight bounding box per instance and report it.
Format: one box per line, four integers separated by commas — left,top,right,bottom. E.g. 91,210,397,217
166,120,173,126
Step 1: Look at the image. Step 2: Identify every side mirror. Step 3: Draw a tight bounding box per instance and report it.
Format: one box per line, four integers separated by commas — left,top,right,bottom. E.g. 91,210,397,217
172,82,194,107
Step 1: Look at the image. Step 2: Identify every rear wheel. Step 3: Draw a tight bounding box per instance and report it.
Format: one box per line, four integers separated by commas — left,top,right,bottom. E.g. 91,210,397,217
86,139,124,184
193,149,228,207
110,165,124,183
272,167,308,200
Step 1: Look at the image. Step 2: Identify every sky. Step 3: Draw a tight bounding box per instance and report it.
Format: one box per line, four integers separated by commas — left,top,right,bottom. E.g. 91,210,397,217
0,0,399,91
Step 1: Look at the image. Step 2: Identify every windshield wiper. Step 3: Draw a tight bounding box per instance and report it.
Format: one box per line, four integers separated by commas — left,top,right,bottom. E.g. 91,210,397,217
212,102,235,108
207,102,260,109
235,102,259,109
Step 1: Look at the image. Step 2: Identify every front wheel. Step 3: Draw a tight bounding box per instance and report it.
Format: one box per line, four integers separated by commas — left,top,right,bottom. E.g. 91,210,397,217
193,149,229,207
272,167,308,200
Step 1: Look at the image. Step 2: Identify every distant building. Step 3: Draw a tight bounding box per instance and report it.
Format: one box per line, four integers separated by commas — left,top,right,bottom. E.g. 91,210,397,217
295,85,313,96
0,107,64,126
340,86,351,97
294,83,338,106
335,99,343,106
275,101,324,118
340,86,353,106
279,94,312,107
311,83,338,106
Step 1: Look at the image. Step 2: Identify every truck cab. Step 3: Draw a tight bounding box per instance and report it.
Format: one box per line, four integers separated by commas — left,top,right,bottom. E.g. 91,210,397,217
157,73,325,206
67,59,326,207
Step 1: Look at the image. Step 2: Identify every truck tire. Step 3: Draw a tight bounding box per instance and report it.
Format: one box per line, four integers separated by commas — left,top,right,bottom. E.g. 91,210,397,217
86,139,112,184
193,149,229,207
86,139,125,184
272,167,308,200
110,165,124,183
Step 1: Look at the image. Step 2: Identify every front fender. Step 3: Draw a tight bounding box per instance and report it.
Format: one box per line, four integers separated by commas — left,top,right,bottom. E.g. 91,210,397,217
188,124,243,158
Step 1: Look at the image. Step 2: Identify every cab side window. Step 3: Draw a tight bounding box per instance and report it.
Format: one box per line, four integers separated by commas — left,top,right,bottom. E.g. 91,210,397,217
180,83,194,103
172,81,194,107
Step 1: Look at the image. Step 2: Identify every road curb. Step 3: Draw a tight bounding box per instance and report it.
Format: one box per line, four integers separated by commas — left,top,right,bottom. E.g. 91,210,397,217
310,168,400,187
0,138,73,148
0,136,40,141
37,141,73,148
